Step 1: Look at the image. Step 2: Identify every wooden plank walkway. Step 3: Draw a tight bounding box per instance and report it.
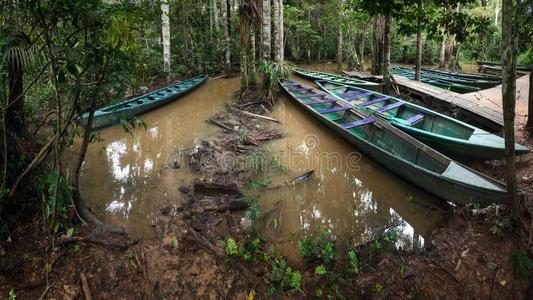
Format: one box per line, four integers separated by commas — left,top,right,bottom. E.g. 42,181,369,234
343,70,505,132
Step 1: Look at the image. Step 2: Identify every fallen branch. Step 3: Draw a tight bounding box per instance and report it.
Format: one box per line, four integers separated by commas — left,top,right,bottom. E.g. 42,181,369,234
237,100,269,108
267,170,315,189
207,118,236,132
80,272,93,300
203,199,250,212
237,109,280,124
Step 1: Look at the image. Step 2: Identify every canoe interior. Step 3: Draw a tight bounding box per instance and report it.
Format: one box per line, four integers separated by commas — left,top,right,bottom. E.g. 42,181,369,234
319,81,475,140
284,81,450,174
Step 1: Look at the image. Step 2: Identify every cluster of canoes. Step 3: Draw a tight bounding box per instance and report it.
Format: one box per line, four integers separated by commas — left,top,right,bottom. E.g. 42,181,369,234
285,68,529,207
391,66,502,93
78,67,530,208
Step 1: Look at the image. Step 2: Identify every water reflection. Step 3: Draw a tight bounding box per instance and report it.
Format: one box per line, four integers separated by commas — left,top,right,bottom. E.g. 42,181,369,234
77,78,240,235
259,82,445,260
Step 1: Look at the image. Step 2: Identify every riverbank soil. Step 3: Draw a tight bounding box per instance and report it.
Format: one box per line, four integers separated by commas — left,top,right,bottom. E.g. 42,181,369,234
1,80,533,299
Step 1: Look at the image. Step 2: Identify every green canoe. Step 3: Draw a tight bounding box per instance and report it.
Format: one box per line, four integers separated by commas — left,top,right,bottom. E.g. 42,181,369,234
316,80,529,161
421,68,502,82
294,68,381,91
280,79,507,206
80,74,208,130
391,67,481,93
477,61,533,72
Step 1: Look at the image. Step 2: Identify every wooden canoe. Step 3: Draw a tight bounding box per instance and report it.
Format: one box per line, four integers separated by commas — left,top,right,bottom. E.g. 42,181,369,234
421,68,502,81
477,61,533,72
316,80,529,161
79,74,208,130
280,79,507,207
391,68,481,93
394,67,500,90
294,68,381,91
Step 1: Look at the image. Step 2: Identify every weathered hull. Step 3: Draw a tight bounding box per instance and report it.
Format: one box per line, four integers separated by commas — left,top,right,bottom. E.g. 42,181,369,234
80,75,208,130
294,69,381,91
281,81,507,207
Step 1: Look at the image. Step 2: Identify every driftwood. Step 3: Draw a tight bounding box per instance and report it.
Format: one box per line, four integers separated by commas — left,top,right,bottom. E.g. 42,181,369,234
268,170,315,189
202,198,250,212
207,118,236,132
355,220,405,249
79,272,93,300
193,179,243,198
237,109,280,124
237,100,269,108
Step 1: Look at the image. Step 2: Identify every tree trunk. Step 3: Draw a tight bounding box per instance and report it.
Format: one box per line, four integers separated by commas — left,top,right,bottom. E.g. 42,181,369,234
494,0,500,26
336,0,343,71
526,37,533,130
261,0,271,59
279,0,284,60
360,32,365,64
161,0,171,82
371,16,384,75
272,0,280,61
439,34,446,69
501,0,517,211
211,0,219,31
222,0,231,71
383,14,392,94
7,62,24,136
415,0,423,81
251,27,256,66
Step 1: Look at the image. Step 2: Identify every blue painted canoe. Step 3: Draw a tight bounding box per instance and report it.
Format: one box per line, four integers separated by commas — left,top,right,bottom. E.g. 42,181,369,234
80,74,208,130
281,79,507,207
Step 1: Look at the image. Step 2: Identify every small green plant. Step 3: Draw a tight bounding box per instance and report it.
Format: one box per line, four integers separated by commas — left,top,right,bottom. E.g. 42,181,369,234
511,249,533,278
266,257,301,292
374,282,383,293
8,289,16,300
270,154,288,175
220,238,239,256
297,229,335,264
73,244,81,252
346,250,360,274
246,176,272,190
383,230,398,244
314,264,327,276
127,250,137,270
244,198,261,228
490,217,512,239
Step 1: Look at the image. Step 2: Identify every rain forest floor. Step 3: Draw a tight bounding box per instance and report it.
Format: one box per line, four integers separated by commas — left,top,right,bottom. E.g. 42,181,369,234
1,83,533,299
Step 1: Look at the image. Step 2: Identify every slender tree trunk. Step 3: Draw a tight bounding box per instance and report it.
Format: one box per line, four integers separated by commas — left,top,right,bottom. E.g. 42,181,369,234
501,0,517,210
279,0,284,60
494,0,500,26
415,0,423,81
371,16,384,75
161,0,171,82
251,27,256,66
7,63,24,136
439,34,446,69
261,0,271,59
211,0,219,31
273,0,281,61
336,0,343,71
222,0,231,71
526,36,533,130
383,14,392,94
360,32,365,63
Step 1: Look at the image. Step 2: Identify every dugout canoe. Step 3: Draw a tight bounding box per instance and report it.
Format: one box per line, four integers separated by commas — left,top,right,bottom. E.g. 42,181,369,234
80,74,208,130
294,68,381,90
280,79,507,206
316,80,529,161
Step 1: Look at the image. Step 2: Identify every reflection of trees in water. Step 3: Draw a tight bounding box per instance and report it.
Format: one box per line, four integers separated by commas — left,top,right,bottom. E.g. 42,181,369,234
100,124,164,222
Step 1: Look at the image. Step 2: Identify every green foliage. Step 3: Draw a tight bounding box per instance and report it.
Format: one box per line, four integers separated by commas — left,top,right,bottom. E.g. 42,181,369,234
245,176,272,191
257,60,294,98
249,153,266,174
266,256,302,292
42,171,73,220
315,264,327,276
221,238,239,256
511,249,533,279
270,154,288,175
346,250,360,274
244,198,261,228
8,289,16,300
297,229,335,265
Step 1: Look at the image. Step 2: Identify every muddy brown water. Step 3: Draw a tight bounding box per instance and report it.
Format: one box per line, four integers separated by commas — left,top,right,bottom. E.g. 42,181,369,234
77,68,446,259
